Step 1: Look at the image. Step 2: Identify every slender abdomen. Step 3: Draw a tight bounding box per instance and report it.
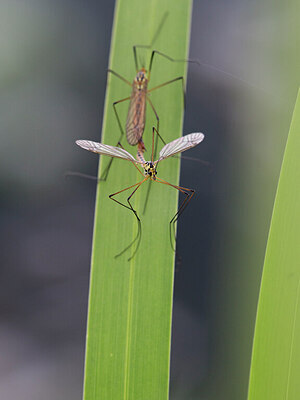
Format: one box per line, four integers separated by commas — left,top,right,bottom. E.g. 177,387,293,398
126,83,147,146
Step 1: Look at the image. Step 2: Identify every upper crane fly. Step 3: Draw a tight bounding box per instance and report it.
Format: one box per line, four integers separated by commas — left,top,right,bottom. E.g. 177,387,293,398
101,12,197,180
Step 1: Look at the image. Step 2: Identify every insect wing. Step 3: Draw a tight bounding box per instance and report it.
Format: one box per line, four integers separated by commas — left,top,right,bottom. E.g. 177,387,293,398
157,132,205,162
76,140,139,163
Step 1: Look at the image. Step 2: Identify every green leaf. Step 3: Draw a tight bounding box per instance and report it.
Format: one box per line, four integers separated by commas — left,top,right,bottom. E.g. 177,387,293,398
83,1,193,399
247,88,300,399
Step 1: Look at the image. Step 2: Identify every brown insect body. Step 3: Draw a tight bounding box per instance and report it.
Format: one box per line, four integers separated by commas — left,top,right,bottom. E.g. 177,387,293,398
126,68,148,150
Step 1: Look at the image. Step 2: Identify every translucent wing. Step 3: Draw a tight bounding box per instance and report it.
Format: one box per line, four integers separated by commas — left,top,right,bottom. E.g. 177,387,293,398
157,132,205,162
76,140,140,164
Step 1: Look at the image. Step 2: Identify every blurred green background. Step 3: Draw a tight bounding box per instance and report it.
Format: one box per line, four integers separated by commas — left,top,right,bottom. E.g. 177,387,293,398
0,1,298,399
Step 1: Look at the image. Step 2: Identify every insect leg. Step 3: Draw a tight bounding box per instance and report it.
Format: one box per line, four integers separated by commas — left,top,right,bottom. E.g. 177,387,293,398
117,141,144,177
107,69,132,86
133,46,141,72
148,76,185,109
146,96,165,148
147,50,266,93
149,93,210,168
155,177,195,252
110,177,148,260
112,96,131,140
65,145,143,184
148,49,199,77
132,12,169,70
100,96,131,181
64,171,100,181
151,125,165,163
109,178,147,220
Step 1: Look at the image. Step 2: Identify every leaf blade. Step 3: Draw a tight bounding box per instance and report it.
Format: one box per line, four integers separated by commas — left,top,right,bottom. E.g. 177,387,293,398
83,1,194,399
247,88,300,400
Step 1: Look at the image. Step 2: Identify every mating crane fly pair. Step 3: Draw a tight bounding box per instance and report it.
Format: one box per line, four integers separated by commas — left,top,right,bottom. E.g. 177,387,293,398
76,131,204,259
75,14,206,259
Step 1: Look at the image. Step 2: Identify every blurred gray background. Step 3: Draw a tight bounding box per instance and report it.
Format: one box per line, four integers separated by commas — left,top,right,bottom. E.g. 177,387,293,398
0,0,298,399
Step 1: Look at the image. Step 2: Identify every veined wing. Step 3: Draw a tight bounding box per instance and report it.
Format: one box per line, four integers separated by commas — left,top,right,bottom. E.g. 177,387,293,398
157,133,205,162
76,140,140,163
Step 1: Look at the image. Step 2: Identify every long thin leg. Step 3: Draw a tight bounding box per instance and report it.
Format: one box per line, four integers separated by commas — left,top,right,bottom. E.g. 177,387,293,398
132,12,169,70
64,171,99,181
152,125,165,160
107,69,132,86
113,96,131,138
156,178,195,224
150,92,208,167
155,177,195,251
102,139,143,182
151,126,155,163
133,46,140,72
146,97,164,167
178,155,212,168
100,96,131,181
117,141,144,176
148,76,185,109
148,49,267,92
148,50,199,77
109,178,147,216
146,96,165,147
66,147,143,192
109,177,148,260
149,79,210,167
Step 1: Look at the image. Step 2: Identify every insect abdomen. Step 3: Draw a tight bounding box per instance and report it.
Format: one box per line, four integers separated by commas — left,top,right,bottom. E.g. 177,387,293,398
126,84,147,145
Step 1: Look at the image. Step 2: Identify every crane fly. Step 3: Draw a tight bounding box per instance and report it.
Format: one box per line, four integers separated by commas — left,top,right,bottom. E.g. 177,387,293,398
76,131,205,260
106,48,185,155
104,10,262,174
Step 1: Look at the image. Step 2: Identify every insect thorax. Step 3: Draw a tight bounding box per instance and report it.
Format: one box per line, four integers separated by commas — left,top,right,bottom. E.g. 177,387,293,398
143,162,157,180
134,69,148,91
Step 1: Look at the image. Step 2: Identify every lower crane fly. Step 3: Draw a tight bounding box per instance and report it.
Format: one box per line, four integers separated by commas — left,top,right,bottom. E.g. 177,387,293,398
76,131,204,260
